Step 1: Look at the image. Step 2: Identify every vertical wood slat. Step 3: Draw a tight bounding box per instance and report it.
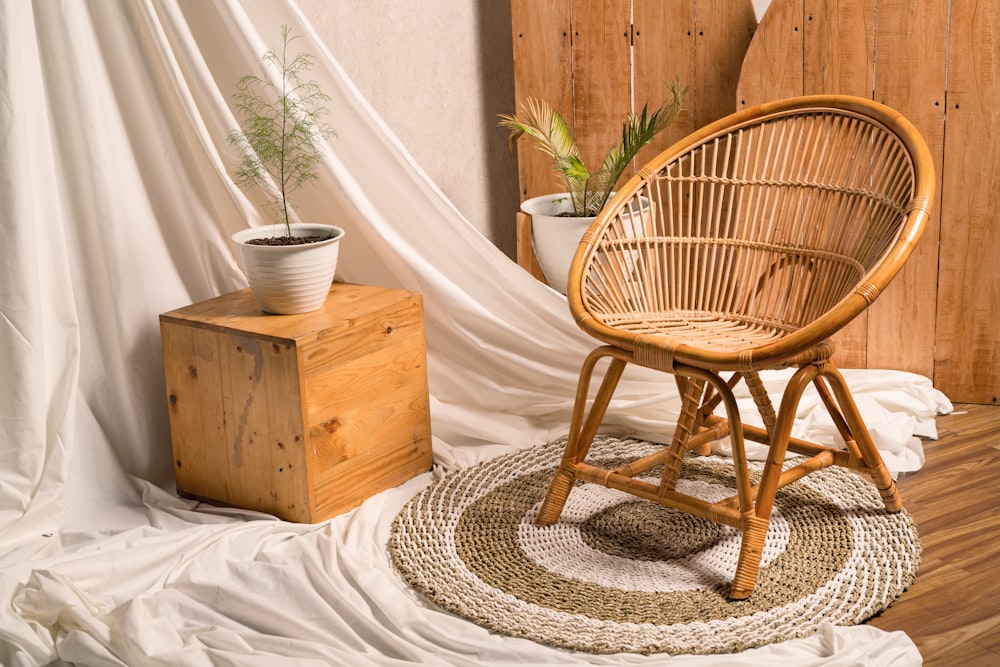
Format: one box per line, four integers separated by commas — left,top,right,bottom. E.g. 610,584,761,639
570,0,632,181
735,0,804,109
692,0,757,129
510,0,572,200
632,0,695,170
802,0,875,368
937,0,1000,404
515,211,547,283
802,0,873,96
633,1,757,172
867,0,947,378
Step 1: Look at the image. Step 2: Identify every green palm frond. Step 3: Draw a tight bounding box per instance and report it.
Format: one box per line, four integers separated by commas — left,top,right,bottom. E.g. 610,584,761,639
498,98,579,162
498,99,592,214
501,78,687,217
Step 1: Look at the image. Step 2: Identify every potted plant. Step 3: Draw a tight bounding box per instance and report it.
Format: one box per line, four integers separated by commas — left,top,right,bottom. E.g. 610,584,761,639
499,80,686,293
228,25,345,315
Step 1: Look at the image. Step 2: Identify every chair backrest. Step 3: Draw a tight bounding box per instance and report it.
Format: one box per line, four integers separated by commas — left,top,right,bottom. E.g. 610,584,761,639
569,95,935,366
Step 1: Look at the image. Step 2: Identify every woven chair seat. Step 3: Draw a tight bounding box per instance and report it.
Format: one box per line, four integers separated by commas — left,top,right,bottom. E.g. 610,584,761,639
535,95,935,600
596,310,791,351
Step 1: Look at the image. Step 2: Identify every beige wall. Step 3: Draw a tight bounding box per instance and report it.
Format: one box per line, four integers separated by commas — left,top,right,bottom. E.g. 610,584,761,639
297,0,520,258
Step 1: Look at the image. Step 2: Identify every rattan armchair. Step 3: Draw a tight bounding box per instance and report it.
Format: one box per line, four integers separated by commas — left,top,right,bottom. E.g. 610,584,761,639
536,95,935,599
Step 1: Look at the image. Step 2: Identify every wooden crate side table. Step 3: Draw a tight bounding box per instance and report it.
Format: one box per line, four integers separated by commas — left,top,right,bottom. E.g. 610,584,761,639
159,283,433,522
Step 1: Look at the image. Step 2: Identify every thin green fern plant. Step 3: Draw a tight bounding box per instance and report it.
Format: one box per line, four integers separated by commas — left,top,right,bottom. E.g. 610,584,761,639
228,25,335,239
499,79,687,217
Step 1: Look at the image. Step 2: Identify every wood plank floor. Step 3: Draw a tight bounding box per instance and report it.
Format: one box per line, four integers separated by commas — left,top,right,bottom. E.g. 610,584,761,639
866,403,1000,665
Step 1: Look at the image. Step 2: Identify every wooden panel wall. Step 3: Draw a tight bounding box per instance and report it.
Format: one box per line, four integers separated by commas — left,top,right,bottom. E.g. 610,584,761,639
510,0,757,201
938,0,1000,403
737,0,999,404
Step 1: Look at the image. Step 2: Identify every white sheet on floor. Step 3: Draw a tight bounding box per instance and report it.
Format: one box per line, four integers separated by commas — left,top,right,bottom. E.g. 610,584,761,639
0,0,950,665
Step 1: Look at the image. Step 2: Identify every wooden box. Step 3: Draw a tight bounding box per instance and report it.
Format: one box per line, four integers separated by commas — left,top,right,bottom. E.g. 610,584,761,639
159,283,433,522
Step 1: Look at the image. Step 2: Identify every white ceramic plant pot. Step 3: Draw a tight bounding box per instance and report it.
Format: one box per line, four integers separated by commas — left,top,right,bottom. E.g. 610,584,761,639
231,223,345,315
522,192,650,295
520,193,596,295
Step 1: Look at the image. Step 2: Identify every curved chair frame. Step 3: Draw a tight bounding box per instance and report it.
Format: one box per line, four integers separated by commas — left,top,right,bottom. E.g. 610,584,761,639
536,95,935,599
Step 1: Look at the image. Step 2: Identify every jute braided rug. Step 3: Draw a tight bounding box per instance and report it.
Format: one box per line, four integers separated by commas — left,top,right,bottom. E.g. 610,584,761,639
389,436,920,655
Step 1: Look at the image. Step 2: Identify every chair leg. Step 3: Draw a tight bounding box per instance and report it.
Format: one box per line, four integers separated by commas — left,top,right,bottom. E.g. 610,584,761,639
753,363,821,520
673,365,768,599
816,363,902,512
659,376,706,492
744,371,777,437
724,363,818,599
730,514,770,600
536,348,628,526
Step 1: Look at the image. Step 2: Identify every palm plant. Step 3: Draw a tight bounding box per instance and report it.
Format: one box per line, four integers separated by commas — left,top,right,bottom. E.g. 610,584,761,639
228,25,335,240
499,79,687,217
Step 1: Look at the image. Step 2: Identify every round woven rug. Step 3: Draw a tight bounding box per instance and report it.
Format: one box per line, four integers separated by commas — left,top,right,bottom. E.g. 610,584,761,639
389,436,920,655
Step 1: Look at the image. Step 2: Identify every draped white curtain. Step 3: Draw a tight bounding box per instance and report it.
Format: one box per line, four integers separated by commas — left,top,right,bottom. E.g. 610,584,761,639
0,1,948,664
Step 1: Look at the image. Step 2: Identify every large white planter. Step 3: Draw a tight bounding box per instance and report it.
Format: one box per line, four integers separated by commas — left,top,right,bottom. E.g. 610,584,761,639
231,223,345,315
520,193,596,294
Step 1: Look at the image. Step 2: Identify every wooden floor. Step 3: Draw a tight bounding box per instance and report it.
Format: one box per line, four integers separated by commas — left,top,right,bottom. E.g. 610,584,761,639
865,403,1000,665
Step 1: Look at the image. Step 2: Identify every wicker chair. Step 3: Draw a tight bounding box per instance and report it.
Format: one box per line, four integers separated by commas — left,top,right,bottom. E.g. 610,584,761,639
536,95,935,599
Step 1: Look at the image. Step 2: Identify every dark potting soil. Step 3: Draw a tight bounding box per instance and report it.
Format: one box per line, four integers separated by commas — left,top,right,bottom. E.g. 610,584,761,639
245,235,333,246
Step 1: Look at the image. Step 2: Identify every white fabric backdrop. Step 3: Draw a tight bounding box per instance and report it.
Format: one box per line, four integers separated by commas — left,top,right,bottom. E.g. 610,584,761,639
0,0,950,665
